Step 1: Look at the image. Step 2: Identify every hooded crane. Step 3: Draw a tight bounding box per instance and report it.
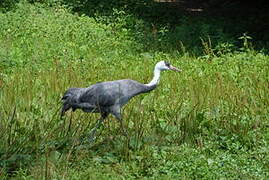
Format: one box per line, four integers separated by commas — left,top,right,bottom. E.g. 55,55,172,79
61,61,181,139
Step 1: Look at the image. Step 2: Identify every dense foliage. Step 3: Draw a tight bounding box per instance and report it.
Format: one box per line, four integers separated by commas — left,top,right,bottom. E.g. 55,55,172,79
0,1,268,179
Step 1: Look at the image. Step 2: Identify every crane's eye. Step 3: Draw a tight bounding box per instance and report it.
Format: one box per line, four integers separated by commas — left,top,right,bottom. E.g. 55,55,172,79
164,61,170,67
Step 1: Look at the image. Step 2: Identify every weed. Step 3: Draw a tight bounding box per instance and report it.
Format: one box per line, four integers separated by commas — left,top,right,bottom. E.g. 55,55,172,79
0,2,268,179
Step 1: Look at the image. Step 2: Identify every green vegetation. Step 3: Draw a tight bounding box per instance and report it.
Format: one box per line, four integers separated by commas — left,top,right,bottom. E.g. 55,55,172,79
0,1,269,179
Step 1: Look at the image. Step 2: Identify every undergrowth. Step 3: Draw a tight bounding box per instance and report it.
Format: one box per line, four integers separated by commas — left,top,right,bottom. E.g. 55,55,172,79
0,2,268,179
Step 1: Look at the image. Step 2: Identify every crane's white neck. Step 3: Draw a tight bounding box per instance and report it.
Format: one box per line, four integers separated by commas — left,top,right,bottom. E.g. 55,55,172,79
146,68,161,87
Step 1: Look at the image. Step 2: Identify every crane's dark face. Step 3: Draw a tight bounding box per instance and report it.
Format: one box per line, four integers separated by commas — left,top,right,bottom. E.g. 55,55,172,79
157,61,181,72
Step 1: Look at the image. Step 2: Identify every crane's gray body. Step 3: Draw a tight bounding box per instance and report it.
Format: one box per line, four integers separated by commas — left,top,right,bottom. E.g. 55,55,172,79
61,61,180,139
61,79,156,117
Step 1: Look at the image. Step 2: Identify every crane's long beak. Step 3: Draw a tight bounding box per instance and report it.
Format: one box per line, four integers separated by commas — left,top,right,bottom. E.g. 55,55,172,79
169,65,181,72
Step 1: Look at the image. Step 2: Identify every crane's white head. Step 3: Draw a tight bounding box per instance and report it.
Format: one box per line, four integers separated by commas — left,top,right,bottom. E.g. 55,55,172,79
146,61,181,87
155,61,181,72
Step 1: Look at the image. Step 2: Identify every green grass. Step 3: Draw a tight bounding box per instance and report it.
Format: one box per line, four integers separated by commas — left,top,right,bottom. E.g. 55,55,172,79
0,2,269,179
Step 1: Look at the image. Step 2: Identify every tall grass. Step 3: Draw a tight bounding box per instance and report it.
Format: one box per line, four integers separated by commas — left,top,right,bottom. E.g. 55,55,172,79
0,2,268,179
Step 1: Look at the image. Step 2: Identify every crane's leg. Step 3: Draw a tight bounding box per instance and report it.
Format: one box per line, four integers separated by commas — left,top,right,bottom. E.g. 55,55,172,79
111,108,128,137
88,112,108,143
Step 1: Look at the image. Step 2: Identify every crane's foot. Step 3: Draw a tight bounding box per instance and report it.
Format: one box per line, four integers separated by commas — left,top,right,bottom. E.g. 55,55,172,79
88,135,96,143
122,129,128,137
87,129,97,143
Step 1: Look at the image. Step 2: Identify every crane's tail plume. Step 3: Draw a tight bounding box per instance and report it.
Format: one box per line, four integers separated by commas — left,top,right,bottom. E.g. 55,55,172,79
61,88,82,117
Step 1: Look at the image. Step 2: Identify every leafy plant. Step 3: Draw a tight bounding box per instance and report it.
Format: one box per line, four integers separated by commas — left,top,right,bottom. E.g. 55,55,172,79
0,2,268,179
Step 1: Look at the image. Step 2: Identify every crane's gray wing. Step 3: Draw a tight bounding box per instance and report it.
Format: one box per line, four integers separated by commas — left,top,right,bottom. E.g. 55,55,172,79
78,82,123,107
78,79,156,108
